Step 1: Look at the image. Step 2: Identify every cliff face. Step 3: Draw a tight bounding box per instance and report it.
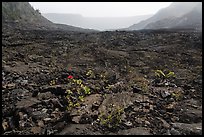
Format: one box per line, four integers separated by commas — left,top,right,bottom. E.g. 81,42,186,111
2,2,58,30
2,2,53,25
126,2,202,31
144,3,202,30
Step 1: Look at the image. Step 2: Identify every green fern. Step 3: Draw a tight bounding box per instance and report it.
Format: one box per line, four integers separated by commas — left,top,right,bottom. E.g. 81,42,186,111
83,86,91,94
155,69,166,78
165,71,176,78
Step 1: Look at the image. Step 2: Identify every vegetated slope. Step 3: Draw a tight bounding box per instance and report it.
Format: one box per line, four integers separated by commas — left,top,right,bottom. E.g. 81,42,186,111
2,2,97,32
126,2,201,31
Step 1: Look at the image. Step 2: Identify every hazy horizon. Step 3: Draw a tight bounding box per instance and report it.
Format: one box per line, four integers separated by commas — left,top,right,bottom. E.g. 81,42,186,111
29,2,172,17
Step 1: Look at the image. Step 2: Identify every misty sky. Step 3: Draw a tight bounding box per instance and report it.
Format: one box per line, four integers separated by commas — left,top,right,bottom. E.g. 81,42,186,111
29,2,172,17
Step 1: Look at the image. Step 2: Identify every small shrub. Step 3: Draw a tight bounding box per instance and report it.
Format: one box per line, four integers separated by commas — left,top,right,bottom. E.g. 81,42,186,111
78,95,84,102
65,75,91,111
83,86,91,95
154,69,176,79
155,70,165,78
76,79,82,85
98,105,124,130
165,71,176,78
171,91,183,101
154,69,176,85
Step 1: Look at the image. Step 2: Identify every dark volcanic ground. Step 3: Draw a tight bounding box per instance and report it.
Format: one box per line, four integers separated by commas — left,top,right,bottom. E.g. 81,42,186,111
2,28,202,135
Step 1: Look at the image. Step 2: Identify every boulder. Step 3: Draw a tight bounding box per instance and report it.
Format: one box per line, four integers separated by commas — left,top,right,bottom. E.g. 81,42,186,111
31,126,42,134
179,107,202,123
57,124,99,135
172,122,202,135
117,127,152,135
98,92,149,115
70,94,103,124
16,97,41,109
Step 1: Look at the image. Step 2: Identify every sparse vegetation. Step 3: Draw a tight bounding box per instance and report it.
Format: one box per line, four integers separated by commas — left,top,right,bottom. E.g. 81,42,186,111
65,74,92,111
154,69,176,85
98,105,124,130
155,69,176,79
2,2,202,134
171,90,183,101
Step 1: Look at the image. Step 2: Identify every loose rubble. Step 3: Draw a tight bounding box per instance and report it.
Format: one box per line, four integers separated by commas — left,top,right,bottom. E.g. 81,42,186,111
2,24,202,135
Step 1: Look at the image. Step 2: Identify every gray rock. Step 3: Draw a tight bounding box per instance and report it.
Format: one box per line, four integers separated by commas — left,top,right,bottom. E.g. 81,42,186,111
37,120,45,127
41,85,66,96
46,129,57,135
124,121,133,127
166,102,177,112
37,92,53,100
161,90,171,98
16,97,41,109
71,116,81,123
43,118,52,122
18,112,24,120
172,122,202,135
2,121,9,131
51,98,64,108
32,111,48,120
132,61,145,67
163,129,171,135
19,120,26,129
21,80,28,85
57,124,96,135
50,109,63,121
144,120,150,126
98,92,149,116
168,97,175,102
183,99,202,110
121,113,126,121
170,128,181,135
135,117,144,124
180,107,202,123
170,116,179,123
31,126,42,134
41,108,48,113
70,94,102,124
157,117,170,129
3,83,16,89
133,106,140,112
117,127,152,135
8,117,16,129
53,121,66,130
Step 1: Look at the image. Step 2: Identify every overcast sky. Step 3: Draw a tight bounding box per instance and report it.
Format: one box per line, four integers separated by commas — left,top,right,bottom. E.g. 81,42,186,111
29,2,172,17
